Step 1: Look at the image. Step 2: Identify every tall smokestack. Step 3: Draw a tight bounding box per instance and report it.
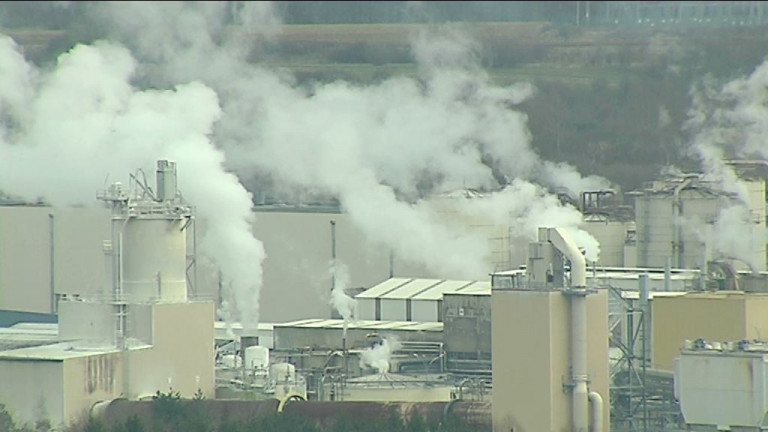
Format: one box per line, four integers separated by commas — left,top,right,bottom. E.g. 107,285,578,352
156,160,177,202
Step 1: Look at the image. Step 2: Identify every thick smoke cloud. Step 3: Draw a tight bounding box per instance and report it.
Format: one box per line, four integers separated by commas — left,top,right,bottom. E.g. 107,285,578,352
0,36,265,329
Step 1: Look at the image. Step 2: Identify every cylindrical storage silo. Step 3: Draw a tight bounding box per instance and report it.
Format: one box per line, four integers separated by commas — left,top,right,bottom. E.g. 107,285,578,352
635,194,676,268
118,216,188,302
245,346,269,370
581,217,627,267
270,363,296,382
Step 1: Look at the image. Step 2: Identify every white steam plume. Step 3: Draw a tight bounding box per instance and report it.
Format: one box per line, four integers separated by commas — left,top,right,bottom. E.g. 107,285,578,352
0,37,265,328
328,259,357,338
683,59,768,271
360,336,401,375
83,4,608,278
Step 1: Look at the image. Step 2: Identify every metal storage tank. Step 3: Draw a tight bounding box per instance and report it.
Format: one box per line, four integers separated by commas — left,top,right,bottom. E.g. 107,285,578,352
245,345,269,371
329,373,454,402
100,161,192,303
581,215,628,267
579,190,634,268
119,218,187,302
633,174,766,272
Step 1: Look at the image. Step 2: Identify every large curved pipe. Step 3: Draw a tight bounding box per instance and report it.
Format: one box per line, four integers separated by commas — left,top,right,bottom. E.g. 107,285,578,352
540,227,586,288
588,391,603,432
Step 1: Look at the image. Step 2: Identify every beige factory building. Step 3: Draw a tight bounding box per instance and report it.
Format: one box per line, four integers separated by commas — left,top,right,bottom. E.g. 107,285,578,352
492,289,610,432
652,291,768,371
492,228,610,432
0,302,214,426
0,161,215,428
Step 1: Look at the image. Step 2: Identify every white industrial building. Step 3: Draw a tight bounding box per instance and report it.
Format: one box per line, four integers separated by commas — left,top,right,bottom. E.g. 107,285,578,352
355,278,490,322
675,339,768,430
0,161,215,428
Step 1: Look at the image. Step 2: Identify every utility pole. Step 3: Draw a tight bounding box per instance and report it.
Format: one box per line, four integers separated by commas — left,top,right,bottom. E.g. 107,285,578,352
330,220,336,290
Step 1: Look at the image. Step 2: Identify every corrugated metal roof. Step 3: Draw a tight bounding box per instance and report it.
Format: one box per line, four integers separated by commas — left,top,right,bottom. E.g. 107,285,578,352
274,319,442,332
451,281,492,296
358,278,487,301
381,279,443,299
412,280,477,300
357,278,413,299
214,322,275,331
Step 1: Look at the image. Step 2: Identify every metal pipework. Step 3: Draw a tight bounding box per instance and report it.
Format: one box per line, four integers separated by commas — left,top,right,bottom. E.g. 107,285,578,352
539,227,602,432
588,391,603,432
156,160,177,202
571,292,589,432
538,227,586,288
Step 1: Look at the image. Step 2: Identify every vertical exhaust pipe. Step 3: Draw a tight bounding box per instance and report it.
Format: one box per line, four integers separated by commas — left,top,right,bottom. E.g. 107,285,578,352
540,228,603,432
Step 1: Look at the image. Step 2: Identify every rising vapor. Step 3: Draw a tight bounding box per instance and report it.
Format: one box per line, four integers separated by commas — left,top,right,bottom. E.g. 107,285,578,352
684,58,768,271
0,35,266,329
1,2,612,325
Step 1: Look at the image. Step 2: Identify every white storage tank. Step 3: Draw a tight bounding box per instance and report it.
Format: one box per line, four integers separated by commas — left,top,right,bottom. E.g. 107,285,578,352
101,160,193,303
634,175,766,272
119,218,188,302
581,215,627,267
244,346,269,371
675,340,768,429
270,362,296,383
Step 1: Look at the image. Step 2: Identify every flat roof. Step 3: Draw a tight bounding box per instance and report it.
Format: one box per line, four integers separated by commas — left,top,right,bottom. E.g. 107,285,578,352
0,341,121,361
619,291,688,300
493,267,701,277
274,318,442,332
214,322,275,331
0,324,59,351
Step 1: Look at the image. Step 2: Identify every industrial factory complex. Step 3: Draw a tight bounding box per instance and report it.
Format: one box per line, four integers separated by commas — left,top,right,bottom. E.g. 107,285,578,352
4,159,768,431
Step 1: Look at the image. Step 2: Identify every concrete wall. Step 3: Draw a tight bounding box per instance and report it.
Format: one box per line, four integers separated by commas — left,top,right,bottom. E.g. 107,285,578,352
0,206,112,315
653,293,768,371
58,301,116,344
0,207,53,313
492,289,610,432
52,208,111,298
128,301,215,399
252,211,430,322
63,353,123,425
0,359,64,427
